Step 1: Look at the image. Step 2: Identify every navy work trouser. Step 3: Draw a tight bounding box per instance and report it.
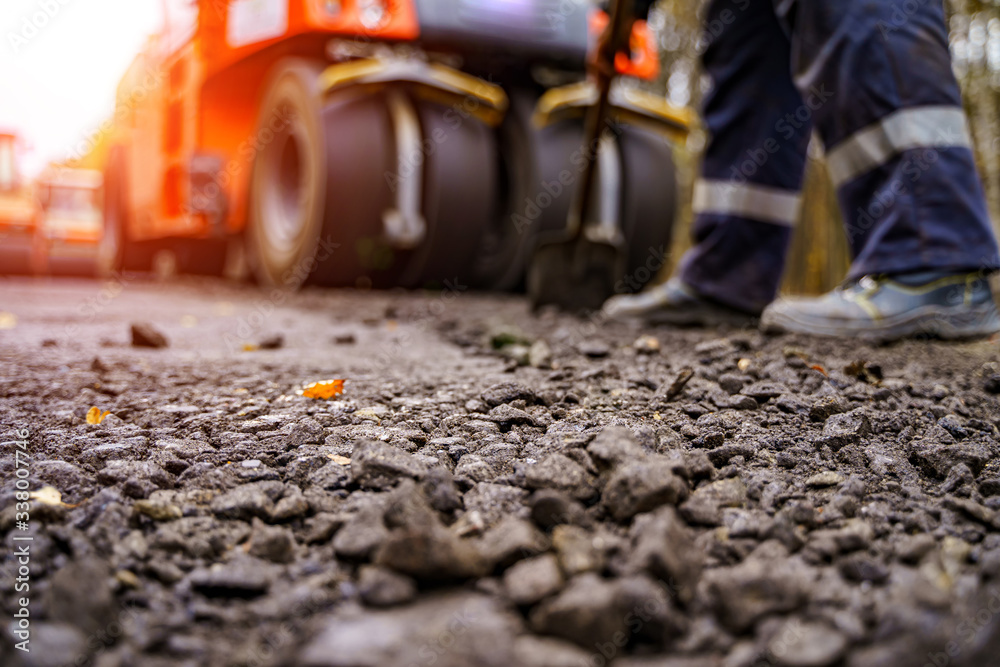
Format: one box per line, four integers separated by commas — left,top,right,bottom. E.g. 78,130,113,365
678,0,1000,312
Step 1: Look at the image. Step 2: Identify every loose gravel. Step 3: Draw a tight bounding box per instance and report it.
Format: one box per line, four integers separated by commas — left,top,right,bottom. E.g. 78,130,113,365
2,277,1000,667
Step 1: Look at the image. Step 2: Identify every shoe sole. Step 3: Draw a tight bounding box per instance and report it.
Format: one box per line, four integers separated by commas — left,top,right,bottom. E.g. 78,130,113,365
761,303,1000,342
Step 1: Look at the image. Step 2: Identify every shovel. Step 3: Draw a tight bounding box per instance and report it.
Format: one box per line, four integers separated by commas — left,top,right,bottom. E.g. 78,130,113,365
527,0,633,313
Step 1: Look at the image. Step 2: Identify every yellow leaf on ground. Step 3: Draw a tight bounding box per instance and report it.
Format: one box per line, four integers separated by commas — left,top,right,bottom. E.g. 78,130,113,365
29,486,65,506
327,454,351,465
86,406,111,424
298,379,346,400
0,312,16,329
242,343,259,352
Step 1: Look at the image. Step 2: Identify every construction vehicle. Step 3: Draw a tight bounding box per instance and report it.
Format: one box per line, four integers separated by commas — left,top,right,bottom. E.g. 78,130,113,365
100,0,692,293
0,132,41,275
33,168,104,276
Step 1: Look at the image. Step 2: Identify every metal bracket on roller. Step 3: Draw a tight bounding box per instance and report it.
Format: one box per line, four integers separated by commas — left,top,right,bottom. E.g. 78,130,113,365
382,92,426,249
318,56,509,127
533,80,696,142
318,57,510,249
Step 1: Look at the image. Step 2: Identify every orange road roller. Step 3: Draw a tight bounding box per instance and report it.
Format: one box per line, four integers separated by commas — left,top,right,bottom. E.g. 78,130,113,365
98,0,692,293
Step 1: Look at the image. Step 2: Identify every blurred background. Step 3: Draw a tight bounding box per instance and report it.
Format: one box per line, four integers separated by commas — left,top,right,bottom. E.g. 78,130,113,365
1,0,998,297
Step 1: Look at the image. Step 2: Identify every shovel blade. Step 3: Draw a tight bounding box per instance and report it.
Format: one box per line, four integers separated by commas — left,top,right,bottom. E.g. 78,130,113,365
527,239,626,313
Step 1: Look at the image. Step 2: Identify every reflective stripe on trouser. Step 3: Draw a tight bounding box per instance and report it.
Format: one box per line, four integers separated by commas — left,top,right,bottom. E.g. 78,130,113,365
679,0,999,312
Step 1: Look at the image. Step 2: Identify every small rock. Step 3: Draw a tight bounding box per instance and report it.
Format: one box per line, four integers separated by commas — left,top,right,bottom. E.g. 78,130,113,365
46,558,115,635
375,487,488,580
742,381,788,401
601,458,688,522
334,507,389,560
133,499,182,521
552,525,605,576
296,592,519,667
350,439,428,490
479,516,549,569
983,374,1000,394
838,552,889,584
259,333,284,349
96,460,173,499
587,426,646,470
503,553,564,605
806,471,844,488
626,507,701,605
711,394,758,411
130,321,169,348
578,339,610,358
210,482,281,521
454,454,496,483
18,623,87,667
809,396,850,422
481,381,537,407
908,440,992,478
679,476,746,526
702,544,810,632
485,403,537,428
189,557,273,597
717,373,747,395
306,461,351,491
633,335,661,354
942,496,997,526
512,635,592,667
357,565,417,607
530,573,676,650
776,394,810,415
529,490,589,530
767,618,847,667
524,453,597,501
528,573,622,648
463,482,530,528
530,340,554,369
817,409,871,450
271,488,310,521
248,518,296,563
896,533,936,564
980,478,1000,497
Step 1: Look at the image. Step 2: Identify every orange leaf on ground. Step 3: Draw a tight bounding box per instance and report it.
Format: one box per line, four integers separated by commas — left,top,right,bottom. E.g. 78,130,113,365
810,364,828,376
86,406,111,424
298,379,346,400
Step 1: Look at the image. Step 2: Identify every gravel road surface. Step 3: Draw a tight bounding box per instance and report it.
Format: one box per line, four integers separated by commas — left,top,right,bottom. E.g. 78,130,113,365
2,276,1000,667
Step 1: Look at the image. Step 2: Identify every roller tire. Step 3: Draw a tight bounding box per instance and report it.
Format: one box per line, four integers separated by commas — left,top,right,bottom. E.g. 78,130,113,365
246,59,331,289
315,93,398,287
396,101,497,289
618,125,677,291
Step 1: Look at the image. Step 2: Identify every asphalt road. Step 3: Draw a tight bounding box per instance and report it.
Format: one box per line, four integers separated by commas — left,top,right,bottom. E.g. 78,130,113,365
2,275,1000,667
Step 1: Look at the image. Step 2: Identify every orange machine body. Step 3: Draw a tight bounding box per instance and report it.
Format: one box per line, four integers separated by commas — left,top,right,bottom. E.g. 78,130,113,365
0,132,41,273
112,0,422,245
111,0,661,247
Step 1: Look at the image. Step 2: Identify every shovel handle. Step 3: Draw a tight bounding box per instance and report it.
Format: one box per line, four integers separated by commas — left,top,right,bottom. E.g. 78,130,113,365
569,0,633,241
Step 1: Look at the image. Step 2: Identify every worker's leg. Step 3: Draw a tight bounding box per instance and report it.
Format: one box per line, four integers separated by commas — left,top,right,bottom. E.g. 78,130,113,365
605,0,811,322
674,0,812,313
778,0,999,277
760,0,1000,340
